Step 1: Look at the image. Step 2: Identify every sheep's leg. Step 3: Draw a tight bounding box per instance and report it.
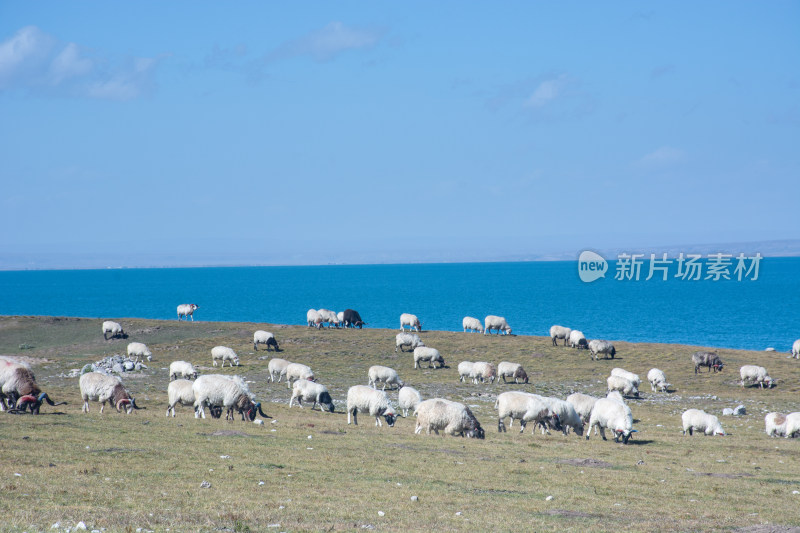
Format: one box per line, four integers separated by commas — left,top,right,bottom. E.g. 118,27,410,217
375,416,381,427
598,426,607,440
100,402,105,414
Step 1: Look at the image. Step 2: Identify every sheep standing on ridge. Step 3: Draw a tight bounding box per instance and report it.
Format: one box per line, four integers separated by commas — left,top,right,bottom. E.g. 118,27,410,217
177,304,199,321
586,398,635,444
484,315,512,335
681,409,725,436
398,386,422,417
458,361,474,383
306,309,323,329
647,368,670,392
166,379,196,417
283,363,315,390
169,360,198,381
497,362,528,384
415,398,485,438
588,340,616,360
253,330,280,351
740,365,774,388
400,313,422,332
549,325,571,346
211,346,239,367
80,372,144,414
346,385,396,427
569,330,588,349
127,342,152,363
692,351,724,374
413,347,445,369
268,358,290,382
102,321,124,340
342,309,366,329
462,317,484,333
318,309,340,328
495,391,554,434
368,365,404,391
470,362,497,384
396,333,424,353
289,380,334,412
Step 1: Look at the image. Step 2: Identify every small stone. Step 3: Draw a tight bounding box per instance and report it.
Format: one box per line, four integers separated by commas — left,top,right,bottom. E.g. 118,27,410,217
123,361,135,371
307,435,313,439
410,496,418,502
733,405,746,416
793,491,799,495
636,460,645,465
258,481,265,485
765,347,775,351
76,522,87,531
112,363,124,374
545,495,554,501
455,512,462,516
220,455,230,459
200,481,211,489
14,473,21,477
254,419,264,425
377,511,385,517
134,363,143,371
722,408,734,416
51,523,60,529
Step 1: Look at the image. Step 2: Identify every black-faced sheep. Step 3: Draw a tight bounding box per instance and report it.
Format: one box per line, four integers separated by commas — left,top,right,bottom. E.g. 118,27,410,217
692,351,724,374
253,330,280,351
346,385,396,427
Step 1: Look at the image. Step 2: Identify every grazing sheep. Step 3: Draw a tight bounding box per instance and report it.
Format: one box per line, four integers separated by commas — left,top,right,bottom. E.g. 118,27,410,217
0,359,32,410
588,340,616,360
211,346,239,367
102,320,124,340
346,385,396,427
289,379,334,412
413,347,445,369
177,304,199,321
647,368,670,392
268,358,291,382
337,311,345,325
306,309,323,329
80,372,144,414
785,413,800,438
586,398,635,443
549,325,572,346
127,342,152,362
681,409,725,436
368,365,404,391
765,412,788,437
484,315,512,335
497,362,529,384
611,368,641,388
1,361,65,414
533,395,585,436
458,361,474,383
192,374,268,421
415,398,485,438
692,351,724,374
495,391,554,434
342,309,366,328
566,392,599,424
166,379,195,417
568,330,588,349
470,362,497,384
395,332,424,353
253,330,280,351
169,360,198,381
398,386,423,417
607,375,639,398
462,316,484,333
400,313,422,332
318,309,340,328
792,339,800,359
283,363,315,390
740,365,774,389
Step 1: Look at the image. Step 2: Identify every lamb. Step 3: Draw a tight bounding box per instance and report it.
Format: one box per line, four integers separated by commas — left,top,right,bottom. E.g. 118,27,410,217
458,361,474,383
692,351,724,373
127,342,152,362
283,362,315,390
586,398,635,443
611,368,641,388
368,365,404,391
306,309,323,329
318,309,340,328
414,398,485,438
792,339,800,359
588,340,616,360
495,392,554,434
169,360,198,381
1,361,66,414
268,358,291,382
497,362,529,384
166,379,196,417
80,372,144,414
211,346,239,367
470,361,497,384
647,368,670,392
607,375,639,398
400,313,422,332
566,392,599,424
177,303,199,321
253,330,280,351
681,409,725,436
398,386,423,417
346,385,396,426
413,347,445,369
462,316,484,333
549,325,571,346
289,379,334,412
484,315,512,335
192,374,268,421
765,412,788,437
102,320,124,340
739,365,774,389
568,330,588,349
342,309,366,328
395,332,424,353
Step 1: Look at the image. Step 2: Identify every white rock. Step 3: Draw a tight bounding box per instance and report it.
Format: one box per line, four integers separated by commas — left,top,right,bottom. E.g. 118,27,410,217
51,523,60,530
545,495,554,501
410,496,418,502
258,481,265,485
253,419,264,425
377,511,385,517
76,523,87,531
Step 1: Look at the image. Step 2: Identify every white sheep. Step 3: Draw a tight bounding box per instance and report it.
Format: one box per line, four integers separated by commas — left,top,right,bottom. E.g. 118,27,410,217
283,363,315,390
565,392,599,424
169,360,198,381
211,346,239,367
414,398,484,438
253,330,280,351
549,325,571,346
192,374,267,421
268,358,290,382
177,304,199,321
533,395,585,436
785,413,800,438
166,379,195,417
484,315,512,335
588,340,616,360
400,313,422,332
568,330,588,349
79,372,143,414
102,320,124,340
458,361,474,383
289,379,334,412
497,362,529,384
396,332,424,353
765,412,788,437
792,339,800,359
611,368,641,388
306,309,323,329
606,390,625,404
413,347,445,369
337,311,345,325
318,309,340,328
495,391,553,434
739,365,774,389
647,368,670,393
346,385,396,427
607,375,639,397
470,361,497,384
586,398,635,443
681,409,725,436
462,316,484,333
368,365,404,391
398,386,423,417
127,342,152,362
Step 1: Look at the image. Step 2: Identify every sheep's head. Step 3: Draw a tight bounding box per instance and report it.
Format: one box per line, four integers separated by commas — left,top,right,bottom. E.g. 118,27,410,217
383,406,397,427
515,368,529,384
616,429,635,444
319,392,335,413
572,422,585,437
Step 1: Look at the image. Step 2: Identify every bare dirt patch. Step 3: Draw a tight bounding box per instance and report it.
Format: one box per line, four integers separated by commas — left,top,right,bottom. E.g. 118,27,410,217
543,509,600,519
556,458,613,468
694,472,754,479
734,526,800,533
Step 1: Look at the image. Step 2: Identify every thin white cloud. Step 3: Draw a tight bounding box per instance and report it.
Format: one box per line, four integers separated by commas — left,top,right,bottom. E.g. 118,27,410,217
638,146,686,166
49,43,93,85
267,21,385,63
524,74,568,108
0,26,55,88
87,57,161,101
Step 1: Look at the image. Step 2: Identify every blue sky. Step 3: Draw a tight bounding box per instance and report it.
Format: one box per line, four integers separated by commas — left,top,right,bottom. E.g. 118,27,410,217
1,2,798,268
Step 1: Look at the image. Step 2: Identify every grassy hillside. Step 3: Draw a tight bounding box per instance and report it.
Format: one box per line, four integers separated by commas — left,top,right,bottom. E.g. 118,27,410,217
1,316,799,532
